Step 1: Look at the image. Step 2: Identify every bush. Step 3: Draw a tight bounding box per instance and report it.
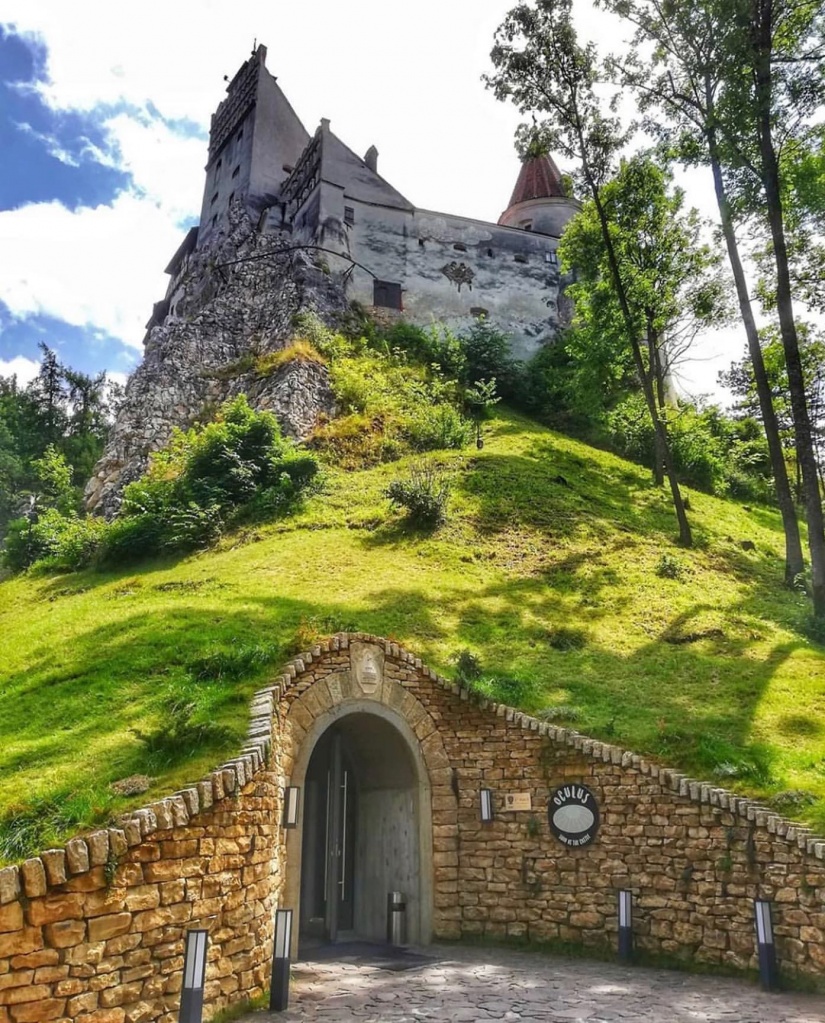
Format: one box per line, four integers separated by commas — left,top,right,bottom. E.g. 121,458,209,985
2,509,105,572
386,463,451,528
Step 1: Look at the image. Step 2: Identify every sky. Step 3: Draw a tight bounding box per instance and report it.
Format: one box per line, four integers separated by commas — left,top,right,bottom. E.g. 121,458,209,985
0,0,743,399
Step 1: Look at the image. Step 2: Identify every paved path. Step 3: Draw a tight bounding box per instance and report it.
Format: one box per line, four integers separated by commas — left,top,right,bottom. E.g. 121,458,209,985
238,944,825,1023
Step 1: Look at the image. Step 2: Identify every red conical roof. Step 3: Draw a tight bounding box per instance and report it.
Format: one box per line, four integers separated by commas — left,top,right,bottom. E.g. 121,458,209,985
506,153,567,207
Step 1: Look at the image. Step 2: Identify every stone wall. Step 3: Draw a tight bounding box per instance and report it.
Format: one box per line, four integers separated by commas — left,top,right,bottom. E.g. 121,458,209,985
84,208,343,519
1,635,824,1022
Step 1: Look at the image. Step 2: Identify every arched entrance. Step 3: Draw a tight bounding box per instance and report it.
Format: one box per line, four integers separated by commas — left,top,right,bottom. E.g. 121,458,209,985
285,702,434,948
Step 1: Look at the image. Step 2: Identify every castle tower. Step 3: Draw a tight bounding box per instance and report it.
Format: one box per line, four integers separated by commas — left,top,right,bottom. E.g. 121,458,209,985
498,151,578,237
197,44,309,248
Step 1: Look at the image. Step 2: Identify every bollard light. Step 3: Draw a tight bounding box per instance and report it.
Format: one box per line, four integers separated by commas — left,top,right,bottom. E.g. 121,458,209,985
269,908,293,1011
283,786,300,829
617,890,633,964
755,900,779,991
480,788,494,823
179,929,208,1023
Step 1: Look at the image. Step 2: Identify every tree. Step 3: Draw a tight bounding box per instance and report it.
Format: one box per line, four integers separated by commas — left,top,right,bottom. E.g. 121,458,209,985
599,0,807,587
721,325,825,498
487,0,693,544
560,153,729,485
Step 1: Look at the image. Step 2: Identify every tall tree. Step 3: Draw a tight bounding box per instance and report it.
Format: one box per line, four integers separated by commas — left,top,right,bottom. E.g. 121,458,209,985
487,0,693,544
599,0,807,587
559,154,729,486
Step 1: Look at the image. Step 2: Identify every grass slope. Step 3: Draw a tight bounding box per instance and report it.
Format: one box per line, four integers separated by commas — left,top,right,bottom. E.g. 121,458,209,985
1,407,824,860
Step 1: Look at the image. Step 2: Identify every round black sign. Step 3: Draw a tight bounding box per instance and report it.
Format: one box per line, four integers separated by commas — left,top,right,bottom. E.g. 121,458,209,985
548,784,599,847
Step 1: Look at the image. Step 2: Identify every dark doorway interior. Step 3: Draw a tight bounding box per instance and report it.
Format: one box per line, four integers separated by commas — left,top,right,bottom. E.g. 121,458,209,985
299,714,420,946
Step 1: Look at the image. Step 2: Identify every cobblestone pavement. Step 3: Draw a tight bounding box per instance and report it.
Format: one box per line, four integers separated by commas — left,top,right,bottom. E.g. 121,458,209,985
238,944,825,1023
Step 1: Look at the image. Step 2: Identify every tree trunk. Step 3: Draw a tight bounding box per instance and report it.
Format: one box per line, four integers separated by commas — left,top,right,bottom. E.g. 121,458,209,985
706,127,804,584
648,324,666,486
752,12,825,612
589,183,692,545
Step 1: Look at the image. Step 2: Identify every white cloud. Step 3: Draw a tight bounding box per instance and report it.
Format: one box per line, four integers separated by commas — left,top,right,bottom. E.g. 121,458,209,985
0,356,40,385
0,194,181,349
0,0,746,394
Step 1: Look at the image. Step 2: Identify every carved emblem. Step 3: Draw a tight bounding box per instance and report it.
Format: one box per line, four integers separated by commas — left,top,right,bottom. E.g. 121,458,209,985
441,261,475,292
350,641,384,695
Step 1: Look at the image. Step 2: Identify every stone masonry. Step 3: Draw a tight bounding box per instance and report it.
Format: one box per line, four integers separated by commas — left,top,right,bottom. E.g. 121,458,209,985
84,206,343,519
0,635,824,1022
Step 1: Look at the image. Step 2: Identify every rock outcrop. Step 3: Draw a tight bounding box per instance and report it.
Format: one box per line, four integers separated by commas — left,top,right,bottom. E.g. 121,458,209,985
85,207,347,518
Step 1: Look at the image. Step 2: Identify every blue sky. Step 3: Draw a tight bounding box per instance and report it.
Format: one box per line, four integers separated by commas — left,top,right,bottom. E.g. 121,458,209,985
0,2,744,398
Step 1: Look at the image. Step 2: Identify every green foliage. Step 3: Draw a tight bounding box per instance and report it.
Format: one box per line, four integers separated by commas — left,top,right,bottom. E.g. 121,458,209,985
2,396,318,573
453,649,483,685
386,463,451,528
655,553,684,580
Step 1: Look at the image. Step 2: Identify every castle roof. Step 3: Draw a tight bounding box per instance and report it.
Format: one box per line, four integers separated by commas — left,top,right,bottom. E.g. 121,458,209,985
505,152,567,208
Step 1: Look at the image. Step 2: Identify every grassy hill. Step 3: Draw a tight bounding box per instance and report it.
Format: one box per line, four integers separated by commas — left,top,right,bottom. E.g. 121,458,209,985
1,405,824,862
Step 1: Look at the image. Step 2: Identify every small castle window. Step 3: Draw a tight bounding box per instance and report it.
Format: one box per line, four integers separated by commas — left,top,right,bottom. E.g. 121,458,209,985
211,214,218,229
418,238,425,248
514,253,528,264
211,192,219,206
520,220,533,231
374,280,403,310
228,191,235,204
215,159,222,180
487,248,494,258
236,128,244,145
453,242,467,252
546,251,558,265
344,206,355,226
232,165,240,179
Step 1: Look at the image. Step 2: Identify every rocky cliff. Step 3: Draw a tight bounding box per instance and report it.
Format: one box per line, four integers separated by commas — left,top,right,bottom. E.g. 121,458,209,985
85,206,347,517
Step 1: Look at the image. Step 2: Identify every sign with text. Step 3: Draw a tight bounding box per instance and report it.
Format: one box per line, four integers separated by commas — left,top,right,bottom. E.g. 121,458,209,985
503,792,532,811
548,784,599,847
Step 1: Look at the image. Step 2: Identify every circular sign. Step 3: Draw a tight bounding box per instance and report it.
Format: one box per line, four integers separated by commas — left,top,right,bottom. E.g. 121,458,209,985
548,784,599,847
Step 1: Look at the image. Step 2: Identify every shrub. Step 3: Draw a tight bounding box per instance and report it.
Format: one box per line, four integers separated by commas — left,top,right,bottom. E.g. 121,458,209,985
386,463,451,528
655,553,684,580
2,509,105,572
453,649,483,685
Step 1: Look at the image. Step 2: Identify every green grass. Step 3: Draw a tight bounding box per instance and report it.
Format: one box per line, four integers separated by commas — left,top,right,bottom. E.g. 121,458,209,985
1,406,824,862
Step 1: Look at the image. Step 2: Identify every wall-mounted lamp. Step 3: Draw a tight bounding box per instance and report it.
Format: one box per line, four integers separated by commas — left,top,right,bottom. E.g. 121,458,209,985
283,786,300,829
755,900,779,991
618,890,633,964
179,929,208,1023
270,908,293,1011
480,788,494,823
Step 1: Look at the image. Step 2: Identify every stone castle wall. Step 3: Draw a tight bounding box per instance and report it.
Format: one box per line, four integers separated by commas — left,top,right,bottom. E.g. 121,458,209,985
84,209,344,519
1,635,824,1022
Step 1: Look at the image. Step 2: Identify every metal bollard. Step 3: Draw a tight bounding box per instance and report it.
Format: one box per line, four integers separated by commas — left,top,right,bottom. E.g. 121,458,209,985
387,890,407,946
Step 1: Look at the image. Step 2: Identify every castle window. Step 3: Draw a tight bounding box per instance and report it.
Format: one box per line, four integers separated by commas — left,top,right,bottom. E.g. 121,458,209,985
520,220,533,231
344,206,355,226
211,214,218,229
228,191,235,204
418,238,425,248
514,253,528,264
215,159,222,180
453,242,467,252
211,192,219,205
487,248,494,258
546,251,558,265
236,128,244,145
373,280,402,310
232,165,240,179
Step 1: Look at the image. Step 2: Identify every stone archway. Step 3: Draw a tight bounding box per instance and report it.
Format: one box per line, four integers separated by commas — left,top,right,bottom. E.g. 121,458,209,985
278,639,455,952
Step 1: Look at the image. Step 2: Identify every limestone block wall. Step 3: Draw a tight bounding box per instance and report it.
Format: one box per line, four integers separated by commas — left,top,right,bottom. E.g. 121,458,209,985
1,634,824,1023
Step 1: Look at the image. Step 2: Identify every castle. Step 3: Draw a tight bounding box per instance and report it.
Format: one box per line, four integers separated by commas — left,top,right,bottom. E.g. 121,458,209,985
149,44,579,360
86,44,579,515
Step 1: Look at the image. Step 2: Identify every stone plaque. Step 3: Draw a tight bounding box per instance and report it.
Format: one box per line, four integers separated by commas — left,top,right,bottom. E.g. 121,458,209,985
350,641,384,695
327,673,344,703
548,784,599,847
503,792,532,812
